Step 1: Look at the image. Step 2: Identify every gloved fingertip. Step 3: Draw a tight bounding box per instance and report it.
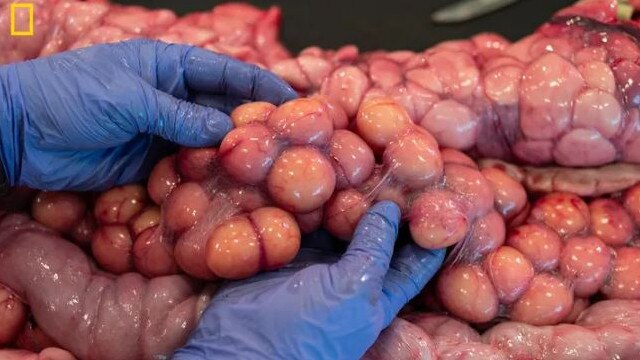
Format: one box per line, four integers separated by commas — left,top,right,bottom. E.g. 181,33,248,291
258,71,298,105
380,245,445,324
282,84,299,101
146,86,234,147
429,247,446,265
394,244,446,277
171,105,233,147
361,201,402,231
413,244,446,262
199,110,234,146
271,77,298,104
335,200,402,289
192,93,245,115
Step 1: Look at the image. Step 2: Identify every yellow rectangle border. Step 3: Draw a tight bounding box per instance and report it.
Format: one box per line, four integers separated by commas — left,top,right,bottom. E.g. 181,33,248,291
10,3,34,36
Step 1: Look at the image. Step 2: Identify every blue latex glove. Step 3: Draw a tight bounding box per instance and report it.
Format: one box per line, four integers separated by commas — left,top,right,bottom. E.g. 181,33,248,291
173,201,445,360
0,39,297,191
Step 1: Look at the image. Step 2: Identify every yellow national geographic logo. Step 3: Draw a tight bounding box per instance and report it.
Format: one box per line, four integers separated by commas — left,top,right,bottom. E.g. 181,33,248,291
10,3,34,36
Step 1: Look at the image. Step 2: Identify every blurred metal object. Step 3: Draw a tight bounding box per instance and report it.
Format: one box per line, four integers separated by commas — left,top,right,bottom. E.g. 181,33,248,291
432,0,520,24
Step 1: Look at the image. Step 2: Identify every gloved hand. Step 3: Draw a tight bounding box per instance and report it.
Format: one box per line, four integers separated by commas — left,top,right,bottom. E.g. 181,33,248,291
173,201,445,360
0,39,297,191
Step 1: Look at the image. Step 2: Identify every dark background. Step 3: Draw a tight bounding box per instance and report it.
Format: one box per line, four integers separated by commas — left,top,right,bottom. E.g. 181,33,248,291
114,0,574,53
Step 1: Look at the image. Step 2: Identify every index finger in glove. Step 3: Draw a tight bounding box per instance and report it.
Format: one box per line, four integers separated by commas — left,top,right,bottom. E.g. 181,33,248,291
191,93,245,115
380,244,445,326
332,201,401,294
180,47,297,105
145,86,233,147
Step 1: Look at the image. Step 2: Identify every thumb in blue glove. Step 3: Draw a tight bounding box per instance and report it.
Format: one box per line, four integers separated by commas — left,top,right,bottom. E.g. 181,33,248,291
0,39,297,191
173,201,445,360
